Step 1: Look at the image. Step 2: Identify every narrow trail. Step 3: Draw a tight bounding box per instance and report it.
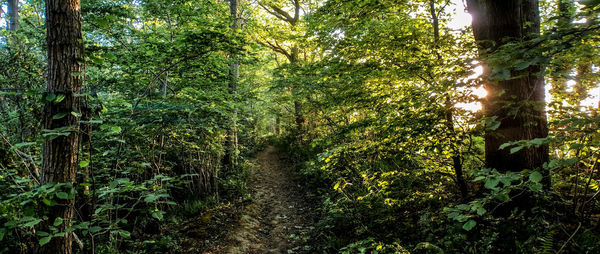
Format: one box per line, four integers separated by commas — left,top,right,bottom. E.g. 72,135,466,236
222,146,316,254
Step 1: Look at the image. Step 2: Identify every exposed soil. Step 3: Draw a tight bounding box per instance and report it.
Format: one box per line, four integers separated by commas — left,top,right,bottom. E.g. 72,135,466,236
222,146,316,254
179,146,317,254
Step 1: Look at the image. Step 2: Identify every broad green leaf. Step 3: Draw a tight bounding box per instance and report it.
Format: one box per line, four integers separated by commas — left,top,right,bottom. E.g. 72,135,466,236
476,208,486,215
39,236,52,246
485,178,500,189
529,172,543,183
42,199,55,206
52,112,68,120
529,183,543,191
457,204,470,211
56,192,69,199
496,193,510,201
45,94,56,102
110,126,122,133
473,176,486,181
152,211,164,220
89,226,102,233
487,121,501,131
23,219,42,227
118,230,131,238
463,220,476,231
144,194,158,203
509,146,523,154
53,218,64,226
499,143,512,150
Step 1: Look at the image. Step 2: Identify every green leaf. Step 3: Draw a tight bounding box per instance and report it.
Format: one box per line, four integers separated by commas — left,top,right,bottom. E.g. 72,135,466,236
23,219,42,227
110,126,122,133
45,94,56,102
463,220,476,231
118,230,131,238
529,171,543,183
56,192,69,199
496,192,510,201
473,176,486,181
36,231,50,237
42,199,55,206
499,176,513,186
484,177,500,189
52,112,68,120
152,211,164,220
529,183,543,192
88,226,102,233
448,212,459,219
144,194,158,203
494,68,510,80
53,218,64,226
39,236,52,246
79,161,90,167
499,143,512,150
54,94,66,103
565,157,579,166
509,146,523,154
476,208,486,216
457,204,469,211
487,121,501,131
530,138,545,146
514,60,531,70
11,142,36,149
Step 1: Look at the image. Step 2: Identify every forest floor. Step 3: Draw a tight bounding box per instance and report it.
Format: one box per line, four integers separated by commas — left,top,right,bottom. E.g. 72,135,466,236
178,146,318,254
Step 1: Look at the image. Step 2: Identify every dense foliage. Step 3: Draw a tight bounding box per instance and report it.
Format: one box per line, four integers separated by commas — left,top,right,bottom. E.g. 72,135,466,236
0,0,260,252
0,0,599,253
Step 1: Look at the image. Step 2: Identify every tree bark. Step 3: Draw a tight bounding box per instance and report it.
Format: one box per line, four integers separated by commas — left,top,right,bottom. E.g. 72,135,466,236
40,0,83,253
8,0,19,31
223,0,240,170
289,46,304,136
467,0,550,187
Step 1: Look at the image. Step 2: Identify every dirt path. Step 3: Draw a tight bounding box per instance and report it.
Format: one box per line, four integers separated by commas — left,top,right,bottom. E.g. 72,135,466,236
222,146,315,254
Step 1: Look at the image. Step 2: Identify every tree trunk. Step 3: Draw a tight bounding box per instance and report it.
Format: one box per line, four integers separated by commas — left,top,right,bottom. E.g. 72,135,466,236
467,0,550,187
259,1,304,138
223,0,240,170
40,0,83,253
429,0,468,199
275,115,281,135
8,0,19,31
289,46,304,136
550,0,574,104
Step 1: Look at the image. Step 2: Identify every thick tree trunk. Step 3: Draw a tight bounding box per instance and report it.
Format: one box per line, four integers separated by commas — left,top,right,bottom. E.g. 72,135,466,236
468,0,550,186
8,0,19,31
40,0,83,253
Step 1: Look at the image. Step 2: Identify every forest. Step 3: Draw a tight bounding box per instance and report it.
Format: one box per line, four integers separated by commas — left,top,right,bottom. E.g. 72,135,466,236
0,0,599,253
